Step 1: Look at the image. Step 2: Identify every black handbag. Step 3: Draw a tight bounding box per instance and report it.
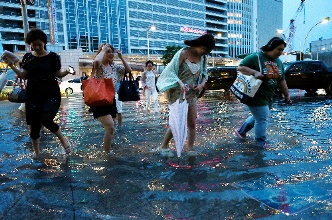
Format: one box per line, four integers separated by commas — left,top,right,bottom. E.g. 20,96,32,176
8,87,27,103
118,73,140,102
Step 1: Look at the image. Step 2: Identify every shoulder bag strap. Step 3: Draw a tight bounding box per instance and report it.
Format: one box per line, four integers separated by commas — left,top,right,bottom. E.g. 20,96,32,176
90,67,95,78
128,72,135,81
256,53,262,73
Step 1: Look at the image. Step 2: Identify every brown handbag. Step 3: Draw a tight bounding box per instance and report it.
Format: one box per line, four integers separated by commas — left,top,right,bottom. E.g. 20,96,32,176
82,69,115,106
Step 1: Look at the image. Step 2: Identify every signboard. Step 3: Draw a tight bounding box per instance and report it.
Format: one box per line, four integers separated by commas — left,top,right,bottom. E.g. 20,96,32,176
47,0,58,44
180,26,206,35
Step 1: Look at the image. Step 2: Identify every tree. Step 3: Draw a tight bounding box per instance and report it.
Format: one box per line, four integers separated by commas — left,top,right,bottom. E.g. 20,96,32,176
161,45,182,66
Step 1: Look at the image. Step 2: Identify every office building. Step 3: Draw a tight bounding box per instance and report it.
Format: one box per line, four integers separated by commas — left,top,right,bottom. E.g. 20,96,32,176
309,38,332,66
227,0,283,58
63,0,228,57
1,0,228,57
205,0,228,57
0,0,282,60
0,0,65,52
256,0,283,50
311,38,332,53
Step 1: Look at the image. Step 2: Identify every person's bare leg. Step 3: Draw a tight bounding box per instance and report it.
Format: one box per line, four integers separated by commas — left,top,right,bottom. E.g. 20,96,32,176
54,128,71,152
117,113,122,126
161,128,173,149
187,105,197,151
31,138,40,155
29,125,41,155
97,115,115,153
153,90,159,113
41,124,48,133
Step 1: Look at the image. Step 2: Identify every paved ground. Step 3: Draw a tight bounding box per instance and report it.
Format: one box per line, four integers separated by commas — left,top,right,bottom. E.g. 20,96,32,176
1,90,332,220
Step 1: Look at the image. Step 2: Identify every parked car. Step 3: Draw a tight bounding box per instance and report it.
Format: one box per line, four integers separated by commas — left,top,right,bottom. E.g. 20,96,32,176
4,80,17,88
0,80,17,94
59,77,83,96
284,60,332,94
205,66,238,90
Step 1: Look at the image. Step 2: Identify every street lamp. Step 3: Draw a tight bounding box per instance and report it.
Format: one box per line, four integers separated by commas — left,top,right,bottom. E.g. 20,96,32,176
303,17,330,59
276,29,285,38
146,25,156,59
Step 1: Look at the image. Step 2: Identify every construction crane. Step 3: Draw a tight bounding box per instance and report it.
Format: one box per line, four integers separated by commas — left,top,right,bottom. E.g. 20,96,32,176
286,0,306,52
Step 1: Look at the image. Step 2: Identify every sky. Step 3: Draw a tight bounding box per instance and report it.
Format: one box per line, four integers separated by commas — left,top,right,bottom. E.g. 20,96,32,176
282,0,332,52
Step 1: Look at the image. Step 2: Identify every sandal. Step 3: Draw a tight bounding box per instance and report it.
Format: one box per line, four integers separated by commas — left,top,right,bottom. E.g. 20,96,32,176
187,150,199,157
64,138,73,155
65,145,73,155
158,147,175,158
32,153,41,159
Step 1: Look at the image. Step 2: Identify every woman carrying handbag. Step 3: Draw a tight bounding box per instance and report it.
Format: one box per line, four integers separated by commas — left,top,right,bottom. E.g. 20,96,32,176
89,43,132,155
2,28,75,158
234,37,291,148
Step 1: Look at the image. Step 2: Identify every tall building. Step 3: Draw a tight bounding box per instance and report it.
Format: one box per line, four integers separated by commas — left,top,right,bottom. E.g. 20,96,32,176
0,0,282,60
0,0,228,57
205,0,228,57
227,0,254,58
64,0,228,57
256,0,283,50
0,0,65,52
227,0,283,58
64,0,128,53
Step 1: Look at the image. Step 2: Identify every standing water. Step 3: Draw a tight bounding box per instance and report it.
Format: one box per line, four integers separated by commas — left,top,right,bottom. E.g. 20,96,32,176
0,89,332,219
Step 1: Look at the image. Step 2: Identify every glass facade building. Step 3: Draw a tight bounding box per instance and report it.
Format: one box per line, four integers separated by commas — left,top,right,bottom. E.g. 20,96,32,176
0,0,65,52
227,0,254,58
0,0,282,59
63,0,228,56
128,0,208,56
205,0,228,57
64,0,128,53
227,0,283,58
0,0,228,57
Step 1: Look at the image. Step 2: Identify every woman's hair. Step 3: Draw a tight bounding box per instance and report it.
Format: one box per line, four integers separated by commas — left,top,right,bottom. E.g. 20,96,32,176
184,34,215,49
25,28,48,45
261,37,287,52
145,60,153,67
94,43,115,59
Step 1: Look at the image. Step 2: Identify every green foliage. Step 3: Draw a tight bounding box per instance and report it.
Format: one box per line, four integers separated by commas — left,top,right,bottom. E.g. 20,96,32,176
161,45,182,66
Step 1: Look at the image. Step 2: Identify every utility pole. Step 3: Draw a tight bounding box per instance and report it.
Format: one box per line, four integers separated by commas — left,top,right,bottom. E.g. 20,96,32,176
20,0,32,52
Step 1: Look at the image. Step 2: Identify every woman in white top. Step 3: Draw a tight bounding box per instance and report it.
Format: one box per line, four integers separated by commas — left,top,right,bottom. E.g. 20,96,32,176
156,34,215,157
141,60,159,113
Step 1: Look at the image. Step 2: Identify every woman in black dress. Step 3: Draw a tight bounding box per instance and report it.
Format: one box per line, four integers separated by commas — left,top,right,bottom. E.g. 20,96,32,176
3,28,75,158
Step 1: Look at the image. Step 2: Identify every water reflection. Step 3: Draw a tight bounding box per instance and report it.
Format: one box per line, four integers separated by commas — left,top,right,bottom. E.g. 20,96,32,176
1,90,332,218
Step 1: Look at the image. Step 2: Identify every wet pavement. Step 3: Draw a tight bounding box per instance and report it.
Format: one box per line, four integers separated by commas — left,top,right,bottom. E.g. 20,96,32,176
1,90,332,219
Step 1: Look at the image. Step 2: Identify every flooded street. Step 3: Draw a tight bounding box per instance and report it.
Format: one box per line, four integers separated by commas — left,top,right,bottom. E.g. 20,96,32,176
1,90,332,219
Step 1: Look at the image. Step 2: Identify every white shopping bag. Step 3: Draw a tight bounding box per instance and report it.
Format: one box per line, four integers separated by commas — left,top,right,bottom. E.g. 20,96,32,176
0,66,8,92
1,50,19,64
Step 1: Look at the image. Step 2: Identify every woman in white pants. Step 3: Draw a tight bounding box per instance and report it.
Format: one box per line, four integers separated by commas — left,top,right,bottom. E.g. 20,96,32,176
141,60,159,113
